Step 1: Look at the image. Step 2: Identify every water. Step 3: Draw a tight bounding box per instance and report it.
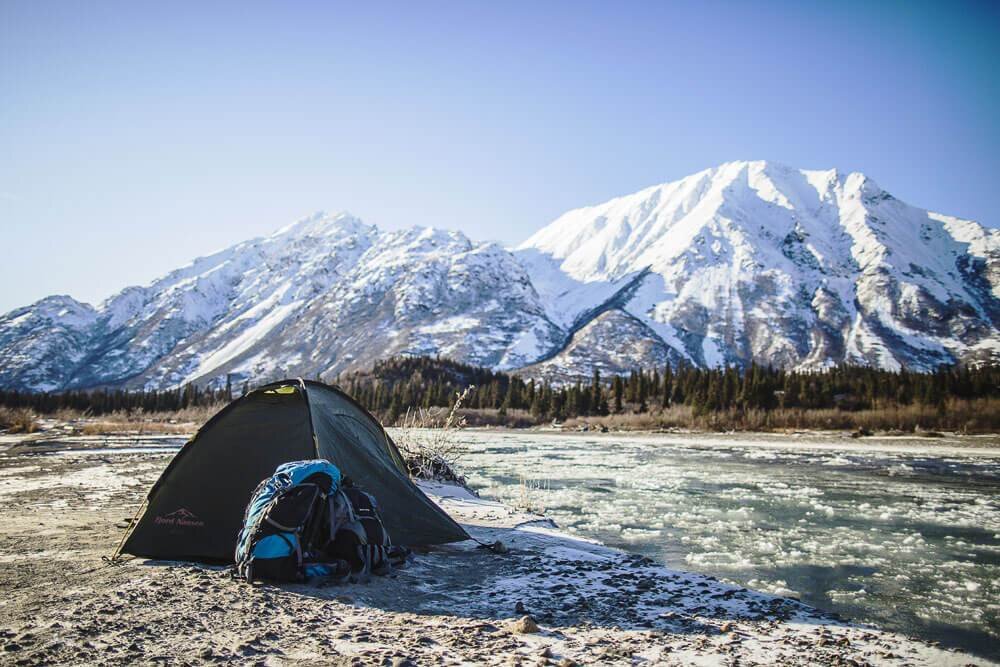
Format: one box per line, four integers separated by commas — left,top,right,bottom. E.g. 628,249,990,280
441,430,1000,659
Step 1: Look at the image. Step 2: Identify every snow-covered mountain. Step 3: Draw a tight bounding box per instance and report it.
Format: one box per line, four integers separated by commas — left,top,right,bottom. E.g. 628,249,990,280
0,212,562,391
517,161,1000,380
1,161,997,390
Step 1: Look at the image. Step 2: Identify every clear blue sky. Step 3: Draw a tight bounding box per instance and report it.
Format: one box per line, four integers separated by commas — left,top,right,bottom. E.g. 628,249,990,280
1,0,998,313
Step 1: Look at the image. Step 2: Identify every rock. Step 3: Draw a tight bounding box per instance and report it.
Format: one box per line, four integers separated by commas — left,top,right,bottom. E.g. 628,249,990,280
515,601,526,614
509,616,540,634
720,622,733,633
599,646,633,660
391,659,416,667
557,659,577,667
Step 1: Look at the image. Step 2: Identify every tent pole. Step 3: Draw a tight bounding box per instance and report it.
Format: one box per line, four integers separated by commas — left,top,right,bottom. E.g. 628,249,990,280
296,377,319,457
107,497,147,564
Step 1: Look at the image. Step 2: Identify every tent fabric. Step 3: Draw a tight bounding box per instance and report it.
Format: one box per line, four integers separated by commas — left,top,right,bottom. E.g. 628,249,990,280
307,386,457,549
122,380,469,563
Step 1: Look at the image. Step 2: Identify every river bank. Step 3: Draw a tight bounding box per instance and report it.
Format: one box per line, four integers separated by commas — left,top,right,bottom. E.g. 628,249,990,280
6,412,1000,445
0,434,995,665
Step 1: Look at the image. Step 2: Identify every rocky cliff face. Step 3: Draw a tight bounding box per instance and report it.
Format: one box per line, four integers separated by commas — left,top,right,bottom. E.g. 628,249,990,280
2,161,997,390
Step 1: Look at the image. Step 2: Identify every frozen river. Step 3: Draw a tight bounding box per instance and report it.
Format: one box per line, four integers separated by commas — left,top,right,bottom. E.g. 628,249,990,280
441,430,1000,659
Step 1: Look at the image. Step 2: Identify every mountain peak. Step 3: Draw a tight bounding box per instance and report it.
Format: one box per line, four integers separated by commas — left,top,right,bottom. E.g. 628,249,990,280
271,210,373,240
518,160,898,272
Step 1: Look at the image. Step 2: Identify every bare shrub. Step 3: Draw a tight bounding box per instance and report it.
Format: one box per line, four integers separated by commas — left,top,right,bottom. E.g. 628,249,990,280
394,386,475,484
513,475,548,515
0,407,37,434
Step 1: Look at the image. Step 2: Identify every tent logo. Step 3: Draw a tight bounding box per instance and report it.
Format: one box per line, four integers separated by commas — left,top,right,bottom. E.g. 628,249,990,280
154,507,205,528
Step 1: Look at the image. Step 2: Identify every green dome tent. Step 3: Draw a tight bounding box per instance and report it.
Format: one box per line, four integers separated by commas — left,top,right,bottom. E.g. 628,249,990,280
121,379,469,563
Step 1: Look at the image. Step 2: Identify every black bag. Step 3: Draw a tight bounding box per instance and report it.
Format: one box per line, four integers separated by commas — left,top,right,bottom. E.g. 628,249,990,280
325,487,407,576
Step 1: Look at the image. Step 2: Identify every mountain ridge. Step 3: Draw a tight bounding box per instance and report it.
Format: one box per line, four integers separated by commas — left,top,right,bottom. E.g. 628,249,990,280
2,160,998,391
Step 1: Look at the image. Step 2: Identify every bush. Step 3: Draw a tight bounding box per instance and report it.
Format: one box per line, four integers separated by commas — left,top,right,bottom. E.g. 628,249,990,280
0,407,37,434
393,386,474,484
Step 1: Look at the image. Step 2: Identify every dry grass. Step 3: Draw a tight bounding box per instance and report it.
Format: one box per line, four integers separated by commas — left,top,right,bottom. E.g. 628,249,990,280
0,407,38,434
79,420,196,435
7,395,997,438
9,405,226,436
562,398,1000,434
394,398,1000,435
453,408,537,428
81,405,224,434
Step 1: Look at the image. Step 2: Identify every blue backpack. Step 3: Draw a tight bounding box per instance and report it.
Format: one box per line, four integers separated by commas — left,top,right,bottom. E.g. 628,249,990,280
235,460,343,582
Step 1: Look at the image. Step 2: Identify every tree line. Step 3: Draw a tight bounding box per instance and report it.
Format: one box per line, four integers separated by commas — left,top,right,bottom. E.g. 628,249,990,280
0,377,242,416
1,356,998,423
336,356,1000,423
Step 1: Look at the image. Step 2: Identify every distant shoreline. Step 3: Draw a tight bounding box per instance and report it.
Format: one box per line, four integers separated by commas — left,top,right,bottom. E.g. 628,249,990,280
5,416,1000,448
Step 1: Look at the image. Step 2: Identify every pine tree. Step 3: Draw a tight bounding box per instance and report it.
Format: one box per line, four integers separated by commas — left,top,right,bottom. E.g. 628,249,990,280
637,368,648,409
662,364,673,408
590,369,603,415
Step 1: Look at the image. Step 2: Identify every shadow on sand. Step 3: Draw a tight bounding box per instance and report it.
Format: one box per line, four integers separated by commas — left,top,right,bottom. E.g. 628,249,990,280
147,518,849,641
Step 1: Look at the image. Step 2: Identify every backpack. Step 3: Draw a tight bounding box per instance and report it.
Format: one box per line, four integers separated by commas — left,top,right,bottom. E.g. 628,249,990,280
324,486,406,576
235,460,343,582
